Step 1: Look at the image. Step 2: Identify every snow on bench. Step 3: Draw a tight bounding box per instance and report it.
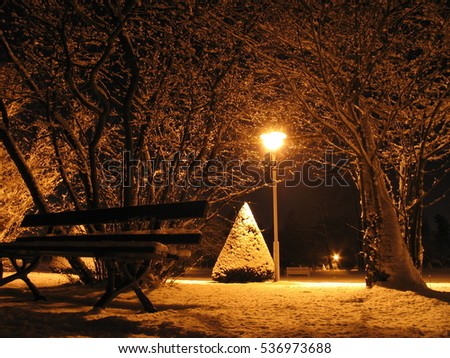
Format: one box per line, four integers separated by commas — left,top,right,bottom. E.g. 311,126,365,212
0,200,208,312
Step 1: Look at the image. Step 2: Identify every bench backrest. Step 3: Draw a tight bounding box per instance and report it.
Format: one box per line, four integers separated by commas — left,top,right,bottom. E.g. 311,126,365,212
21,200,208,227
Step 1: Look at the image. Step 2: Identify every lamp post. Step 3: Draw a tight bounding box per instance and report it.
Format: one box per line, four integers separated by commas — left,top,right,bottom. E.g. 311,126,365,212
261,131,286,282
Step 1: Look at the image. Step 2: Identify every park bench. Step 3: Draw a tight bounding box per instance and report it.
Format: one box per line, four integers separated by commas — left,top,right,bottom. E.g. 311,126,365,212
286,266,311,277
0,200,208,312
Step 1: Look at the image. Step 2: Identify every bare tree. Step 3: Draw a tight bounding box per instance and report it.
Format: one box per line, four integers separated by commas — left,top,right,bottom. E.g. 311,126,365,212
211,0,449,290
0,1,272,280
3,1,447,291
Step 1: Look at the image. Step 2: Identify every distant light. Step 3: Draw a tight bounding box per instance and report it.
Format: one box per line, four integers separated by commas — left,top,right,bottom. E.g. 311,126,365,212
261,131,287,152
333,254,340,262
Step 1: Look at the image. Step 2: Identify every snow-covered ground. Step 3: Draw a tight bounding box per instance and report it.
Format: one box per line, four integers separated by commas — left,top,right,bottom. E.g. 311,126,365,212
0,272,449,338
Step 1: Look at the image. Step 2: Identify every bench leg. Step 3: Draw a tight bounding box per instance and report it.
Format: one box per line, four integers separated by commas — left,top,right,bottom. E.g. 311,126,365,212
0,258,46,301
131,285,157,313
94,260,156,313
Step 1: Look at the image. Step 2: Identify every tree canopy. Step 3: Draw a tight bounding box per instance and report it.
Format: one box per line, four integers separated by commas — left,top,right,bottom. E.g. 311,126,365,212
1,0,448,290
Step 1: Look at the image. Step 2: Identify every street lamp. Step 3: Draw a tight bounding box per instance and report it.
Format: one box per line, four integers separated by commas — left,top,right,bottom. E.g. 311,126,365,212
332,253,340,270
261,131,286,282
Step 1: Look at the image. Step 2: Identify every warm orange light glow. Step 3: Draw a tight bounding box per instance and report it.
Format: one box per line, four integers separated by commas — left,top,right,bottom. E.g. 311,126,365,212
261,131,287,152
333,254,340,261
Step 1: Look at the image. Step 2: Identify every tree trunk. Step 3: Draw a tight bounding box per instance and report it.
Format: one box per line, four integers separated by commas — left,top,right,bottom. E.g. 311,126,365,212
1,116,94,284
0,123,49,213
361,161,428,291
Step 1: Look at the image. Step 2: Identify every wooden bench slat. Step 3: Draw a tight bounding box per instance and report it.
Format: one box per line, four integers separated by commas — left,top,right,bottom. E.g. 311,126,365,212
0,241,168,259
21,200,208,227
0,248,164,260
16,229,202,245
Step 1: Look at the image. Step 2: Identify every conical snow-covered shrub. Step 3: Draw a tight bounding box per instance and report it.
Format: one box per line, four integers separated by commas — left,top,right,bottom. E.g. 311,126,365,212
212,202,274,283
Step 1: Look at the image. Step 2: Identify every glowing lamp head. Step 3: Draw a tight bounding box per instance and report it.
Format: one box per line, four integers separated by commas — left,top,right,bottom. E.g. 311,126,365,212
261,131,287,152
333,254,340,262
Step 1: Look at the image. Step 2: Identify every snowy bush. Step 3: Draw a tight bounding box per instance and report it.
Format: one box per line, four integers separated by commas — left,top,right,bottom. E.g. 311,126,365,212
212,202,274,283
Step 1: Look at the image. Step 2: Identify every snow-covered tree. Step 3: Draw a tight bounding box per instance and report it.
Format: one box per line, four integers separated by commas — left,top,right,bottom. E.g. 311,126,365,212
0,0,272,211
0,1,271,280
2,0,447,292
212,202,274,283
212,1,449,290
270,1,448,291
